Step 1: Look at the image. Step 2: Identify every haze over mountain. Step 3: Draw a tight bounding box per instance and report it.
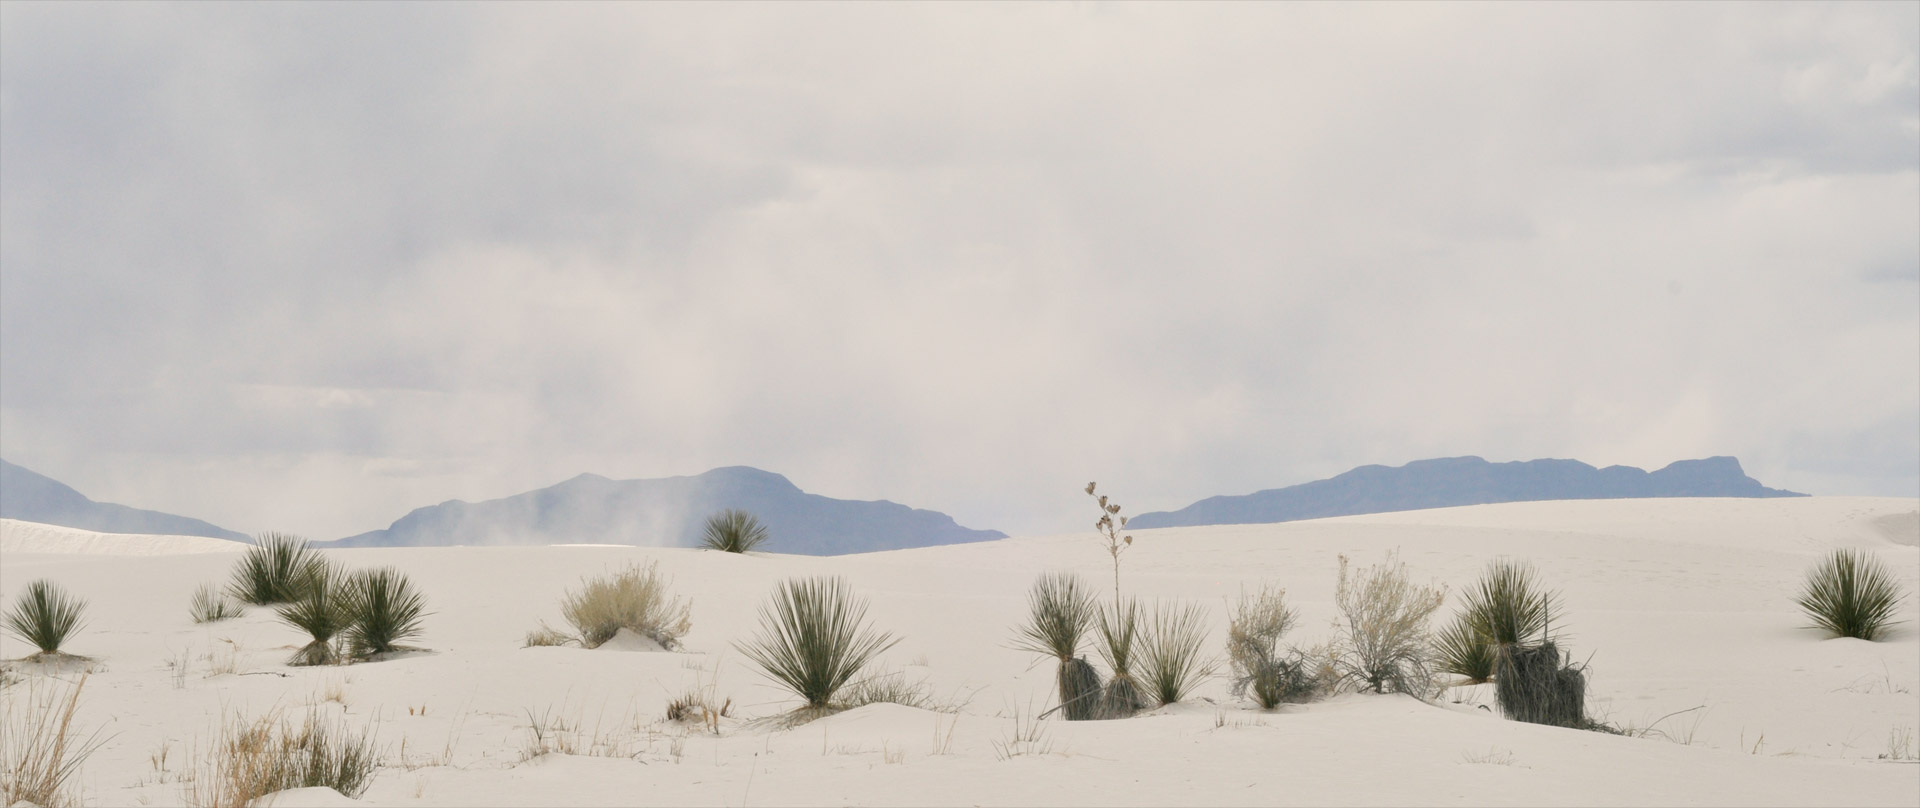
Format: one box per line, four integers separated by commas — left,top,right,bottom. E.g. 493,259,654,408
325,465,1006,555
1127,456,1806,530
0,458,250,542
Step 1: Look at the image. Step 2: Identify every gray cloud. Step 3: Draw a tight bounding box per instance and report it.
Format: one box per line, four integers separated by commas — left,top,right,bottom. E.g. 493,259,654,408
3,2,1915,539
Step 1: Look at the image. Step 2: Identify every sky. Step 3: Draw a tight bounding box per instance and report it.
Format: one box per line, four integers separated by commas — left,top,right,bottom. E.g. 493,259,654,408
2,2,1916,541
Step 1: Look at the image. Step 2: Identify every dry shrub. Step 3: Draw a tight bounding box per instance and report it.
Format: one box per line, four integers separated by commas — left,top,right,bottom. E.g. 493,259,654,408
184,709,379,808
666,690,732,733
522,622,576,648
562,561,691,650
1,674,108,808
1332,551,1445,698
1228,586,1321,708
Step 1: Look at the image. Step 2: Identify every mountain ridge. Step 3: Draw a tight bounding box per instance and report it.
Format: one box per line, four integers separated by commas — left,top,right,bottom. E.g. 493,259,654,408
1127,455,1804,530
0,459,251,542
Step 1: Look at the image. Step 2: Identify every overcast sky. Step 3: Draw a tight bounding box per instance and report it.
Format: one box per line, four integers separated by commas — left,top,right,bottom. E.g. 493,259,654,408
2,2,1915,540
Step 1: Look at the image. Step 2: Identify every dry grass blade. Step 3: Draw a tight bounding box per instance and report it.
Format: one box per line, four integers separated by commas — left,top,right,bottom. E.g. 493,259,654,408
1,673,110,808
4,580,86,656
184,708,380,807
1797,549,1906,641
735,576,900,710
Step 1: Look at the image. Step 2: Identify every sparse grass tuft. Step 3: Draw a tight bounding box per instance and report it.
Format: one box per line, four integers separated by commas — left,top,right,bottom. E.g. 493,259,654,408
228,533,326,606
342,567,428,658
1332,551,1446,697
275,561,353,666
736,576,900,710
1797,549,1906,641
522,623,576,648
4,580,86,657
700,509,770,553
189,583,243,624
841,669,935,711
1140,601,1213,707
1,673,108,808
1011,573,1103,720
561,561,692,650
184,709,379,808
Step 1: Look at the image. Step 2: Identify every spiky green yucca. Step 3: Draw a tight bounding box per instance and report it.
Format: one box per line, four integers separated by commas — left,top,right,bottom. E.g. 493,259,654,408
736,576,900,710
276,563,352,666
701,509,770,553
1141,601,1212,706
342,568,428,658
190,582,243,623
4,580,86,656
1797,549,1906,641
229,533,326,606
1012,573,1103,720
1096,598,1145,717
1433,612,1496,684
1437,559,1561,683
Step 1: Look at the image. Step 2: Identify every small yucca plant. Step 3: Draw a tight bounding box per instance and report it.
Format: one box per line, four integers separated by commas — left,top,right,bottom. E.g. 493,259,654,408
1011,573,1103,720
736,576,900,711
1140,601,1213,706
229,533,326,606
700,509,770,553
1433,612,1496,684
190,583,244,624
342,568,428,659
1797,549,1906,641
1095,598,1145,718
1435,558,1561,683
276,562,353,666
4,580,86,657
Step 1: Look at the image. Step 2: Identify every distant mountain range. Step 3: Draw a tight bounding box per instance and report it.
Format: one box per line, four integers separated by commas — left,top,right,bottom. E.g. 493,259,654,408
324,465,1007,555
1127,456,1805,530
0,459,250,542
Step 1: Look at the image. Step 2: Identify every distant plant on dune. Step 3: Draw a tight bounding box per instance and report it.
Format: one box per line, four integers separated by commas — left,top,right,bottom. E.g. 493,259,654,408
736,576,900,712
4,580,86,657
1436,559,1562,684
190,583,243,624
700,509,770,553
1095,598,1146,717
275,562,353,667
228,533,326,606
561,561,691,650
1331,551,1445,698
1797,549,1906,641
1012,573,1104,720
1228,586,1321,708
341,568,428,658
1085,482,1134,602
1140,601,1213,707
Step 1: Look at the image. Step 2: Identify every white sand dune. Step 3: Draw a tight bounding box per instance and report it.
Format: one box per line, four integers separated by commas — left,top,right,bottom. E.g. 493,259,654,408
1,518,247,556
2,497,1915,806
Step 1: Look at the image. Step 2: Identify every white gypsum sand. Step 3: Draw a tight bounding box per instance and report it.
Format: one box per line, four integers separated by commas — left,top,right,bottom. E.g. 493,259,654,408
1,497,1915,807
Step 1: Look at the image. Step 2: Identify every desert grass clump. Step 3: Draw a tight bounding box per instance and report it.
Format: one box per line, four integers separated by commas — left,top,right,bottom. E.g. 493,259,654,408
1332,551,1446,698
841,669,936,711
276,562,353,667
1493,640,1588,728
1797,549,1906,641
737,576,900,712
190,583,243,624
184,709,379,808
561,561,692,650
1140,601,1213,707
522,623,576,648
228,533,325,606
342,568,428,658
700,509,770,553
4,580,86,657
1095,598,1146,718
1011,573,1104,720
1,674,108,808
1227,586,1317,709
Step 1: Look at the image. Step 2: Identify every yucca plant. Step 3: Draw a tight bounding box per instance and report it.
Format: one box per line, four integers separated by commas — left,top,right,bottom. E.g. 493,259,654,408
1433,613,1496,684
1095,598,1145,718
1011,573,1103,720
1140,601,1213,706
190,583,244,624
276,562,352,666
700,509,770,553
4,580,86,657
1436,559,1562,683
735,576,900,711
228,533,326,606
1797,549,1906,641
342,568,428,659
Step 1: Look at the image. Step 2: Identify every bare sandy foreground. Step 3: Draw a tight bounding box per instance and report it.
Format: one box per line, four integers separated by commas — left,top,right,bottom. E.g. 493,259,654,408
3,496,1916,807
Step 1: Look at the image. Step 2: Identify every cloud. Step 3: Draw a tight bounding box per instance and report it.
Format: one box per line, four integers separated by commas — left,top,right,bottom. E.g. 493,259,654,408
2,3,1915,538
